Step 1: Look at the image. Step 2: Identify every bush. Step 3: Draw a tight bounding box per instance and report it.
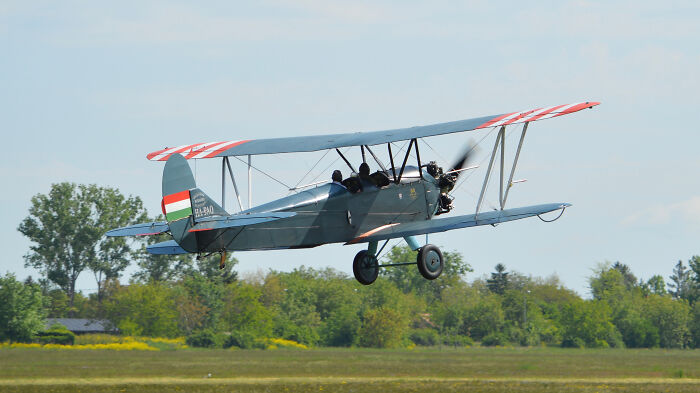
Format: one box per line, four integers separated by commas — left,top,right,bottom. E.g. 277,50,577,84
186,329,220,348
561,337,586,348
74,333,120,345
442,334,474,347
481,332,509,346
33,323,75,345
409,328,439,346
224,330,265,349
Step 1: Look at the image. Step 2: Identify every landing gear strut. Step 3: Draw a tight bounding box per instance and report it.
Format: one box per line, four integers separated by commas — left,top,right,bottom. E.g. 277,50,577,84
352,243,444,285
219,251,227,270
352,250,378,285
417,244,443,280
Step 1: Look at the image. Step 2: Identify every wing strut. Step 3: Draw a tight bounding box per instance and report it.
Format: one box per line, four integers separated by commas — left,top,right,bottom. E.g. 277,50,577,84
336,148,356,174
225,157,244,211
220,157,244,212
397,138,416,183
415,139,423,180
247,155,252,209
475,122,529,219
387,143,398,183
502,121,528,208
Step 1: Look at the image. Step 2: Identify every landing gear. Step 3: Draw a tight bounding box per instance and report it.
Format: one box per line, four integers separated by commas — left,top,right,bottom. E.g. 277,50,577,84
417,244,443,280
219,251,227,270
353,250,378,285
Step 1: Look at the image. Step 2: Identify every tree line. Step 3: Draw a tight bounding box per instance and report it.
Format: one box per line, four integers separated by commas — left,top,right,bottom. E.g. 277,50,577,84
1,182,699,349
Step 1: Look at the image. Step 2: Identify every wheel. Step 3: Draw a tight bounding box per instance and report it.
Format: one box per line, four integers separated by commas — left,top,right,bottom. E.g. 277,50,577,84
353,250,379,285
417,244,443,280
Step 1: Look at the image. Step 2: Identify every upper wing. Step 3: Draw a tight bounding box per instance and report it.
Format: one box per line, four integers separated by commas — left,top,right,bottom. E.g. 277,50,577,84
345,203,570,244
147,101,599,161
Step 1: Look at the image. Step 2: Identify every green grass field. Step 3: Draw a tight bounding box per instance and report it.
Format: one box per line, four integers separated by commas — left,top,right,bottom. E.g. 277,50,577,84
1,347,698,392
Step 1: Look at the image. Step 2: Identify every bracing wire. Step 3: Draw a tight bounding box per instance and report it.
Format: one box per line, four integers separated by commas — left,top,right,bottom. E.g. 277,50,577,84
290,149,331,191
230,155,292,190
306,148,348,183
287,148,348,196
420,138,450,165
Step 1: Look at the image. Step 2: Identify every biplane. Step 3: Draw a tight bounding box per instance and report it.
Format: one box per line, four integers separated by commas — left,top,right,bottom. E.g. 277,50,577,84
107,101,599,284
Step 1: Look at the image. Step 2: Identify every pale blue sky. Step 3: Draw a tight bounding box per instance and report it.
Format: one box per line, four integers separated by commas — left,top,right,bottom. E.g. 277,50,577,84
1,1,698,296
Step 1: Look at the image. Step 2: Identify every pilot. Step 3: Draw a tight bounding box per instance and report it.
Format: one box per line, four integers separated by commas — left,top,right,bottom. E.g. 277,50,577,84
358,163,371,180
358,163,378,188
332,170,346,189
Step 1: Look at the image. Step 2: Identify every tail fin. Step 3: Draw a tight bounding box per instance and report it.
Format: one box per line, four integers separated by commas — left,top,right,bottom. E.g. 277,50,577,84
161,153,228,252
162,153,196,198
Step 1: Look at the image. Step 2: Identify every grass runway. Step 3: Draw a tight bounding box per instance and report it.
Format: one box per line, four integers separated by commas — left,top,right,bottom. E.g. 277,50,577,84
1,347,698,392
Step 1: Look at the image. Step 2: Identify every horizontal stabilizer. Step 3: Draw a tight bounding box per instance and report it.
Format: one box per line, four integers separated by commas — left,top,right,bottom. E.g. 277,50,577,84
346,203,570,244
188,211,297,233
147,240,189,255
106,221,169,237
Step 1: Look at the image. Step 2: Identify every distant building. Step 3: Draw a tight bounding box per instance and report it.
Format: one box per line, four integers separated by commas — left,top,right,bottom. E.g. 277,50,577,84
45,318,116,335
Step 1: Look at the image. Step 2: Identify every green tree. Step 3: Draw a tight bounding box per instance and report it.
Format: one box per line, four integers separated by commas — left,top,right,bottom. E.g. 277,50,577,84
668,260,694,302
461,292,506,340
644,275,667,296
559,299,622,348
221,283,273,338
179,273,226,332
0,273,45,342
690,302,700,348
133,228,193,283
89,186,147,300
320,302,361,347
645,295,691,348
44,289,70,318
589,264,659,348
486,263,509,295
589,263,627,301
195,253,238,283
689,256,700,284
102,281,179,337
358,307,406,348
271,268,322,345
683,256,700,305
313,270,362,346
18,183,146,308
611,262,637,290
172,285,209,335
614,307,659,348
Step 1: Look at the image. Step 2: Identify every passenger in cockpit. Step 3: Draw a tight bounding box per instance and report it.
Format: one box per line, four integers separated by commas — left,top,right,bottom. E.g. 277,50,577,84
332,170,346,189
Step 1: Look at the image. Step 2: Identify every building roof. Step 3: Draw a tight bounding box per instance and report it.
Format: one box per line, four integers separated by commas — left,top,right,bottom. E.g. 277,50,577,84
45,318,114,333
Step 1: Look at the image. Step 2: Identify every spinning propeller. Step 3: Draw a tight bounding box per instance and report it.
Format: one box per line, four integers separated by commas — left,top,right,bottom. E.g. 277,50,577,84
428,142,477,215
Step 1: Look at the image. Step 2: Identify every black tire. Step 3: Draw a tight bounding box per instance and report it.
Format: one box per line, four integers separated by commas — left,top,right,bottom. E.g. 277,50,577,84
353,250,378,285
417,244,443,280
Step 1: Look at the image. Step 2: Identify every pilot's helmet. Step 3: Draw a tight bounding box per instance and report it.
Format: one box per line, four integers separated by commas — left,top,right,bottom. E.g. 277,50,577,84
359,163,370,176
332,170,342,183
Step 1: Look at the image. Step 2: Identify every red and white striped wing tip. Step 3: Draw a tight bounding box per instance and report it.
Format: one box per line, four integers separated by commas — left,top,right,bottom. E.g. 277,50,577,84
147,140,250,161
476,101,600,129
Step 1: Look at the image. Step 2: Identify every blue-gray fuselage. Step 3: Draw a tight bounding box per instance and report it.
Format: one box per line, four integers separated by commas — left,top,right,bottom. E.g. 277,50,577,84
180,166,440,253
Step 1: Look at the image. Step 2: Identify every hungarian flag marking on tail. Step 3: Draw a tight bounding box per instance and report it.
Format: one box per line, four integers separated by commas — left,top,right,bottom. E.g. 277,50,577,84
163,190,192,221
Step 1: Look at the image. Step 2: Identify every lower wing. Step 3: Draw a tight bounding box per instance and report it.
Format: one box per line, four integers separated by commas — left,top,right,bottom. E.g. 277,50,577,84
346,203,570,244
